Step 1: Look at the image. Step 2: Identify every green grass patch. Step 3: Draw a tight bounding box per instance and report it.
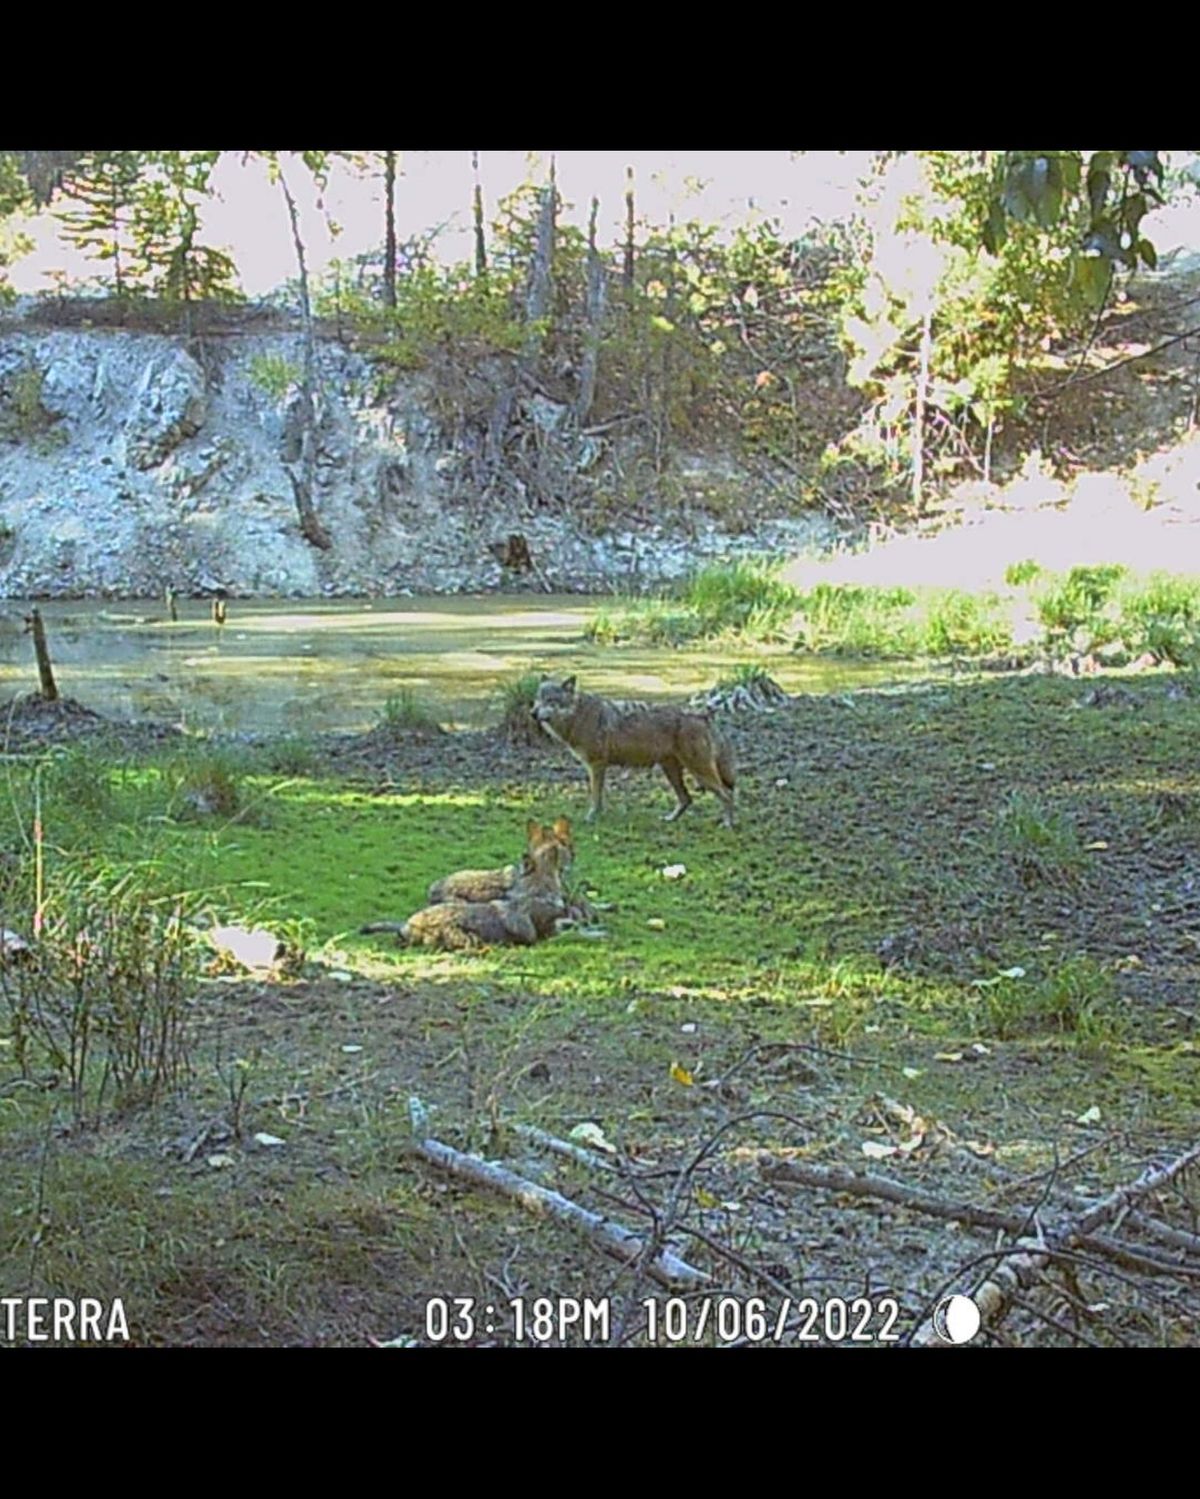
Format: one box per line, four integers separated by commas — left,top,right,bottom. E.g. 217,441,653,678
584,558,799,647
380,688,440,733
993,791,1086,888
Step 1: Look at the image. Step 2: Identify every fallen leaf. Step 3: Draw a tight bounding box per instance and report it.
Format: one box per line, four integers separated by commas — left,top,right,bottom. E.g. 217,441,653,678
680,1022,697,1034
569,1122,618,1154
1076,1105,1102,1125
694,1187,719,1209
254,1133,286,1148
646,918,666,931
342,1044,364,1054
206,1153,236,1169
660,864,687,880
934,1052,964,1063
862,1140,897,1159
670,1062,695,1087
1085,840,1109,852
901,1067,923,1080
998,966,1026,980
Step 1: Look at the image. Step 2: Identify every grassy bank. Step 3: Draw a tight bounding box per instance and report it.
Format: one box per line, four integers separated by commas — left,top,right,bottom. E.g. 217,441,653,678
586,558,1200,667
0,670,1197,1345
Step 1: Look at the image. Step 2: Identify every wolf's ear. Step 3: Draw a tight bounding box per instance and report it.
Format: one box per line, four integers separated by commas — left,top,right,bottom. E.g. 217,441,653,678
561,675,577,693
552,816,572,839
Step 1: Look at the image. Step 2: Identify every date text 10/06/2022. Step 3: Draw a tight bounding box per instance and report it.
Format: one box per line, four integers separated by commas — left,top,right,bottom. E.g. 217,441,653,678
424,1296,903,1345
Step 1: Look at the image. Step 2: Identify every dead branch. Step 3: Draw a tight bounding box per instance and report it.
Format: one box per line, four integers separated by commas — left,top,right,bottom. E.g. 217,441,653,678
909,1140,1200,1346
407,1097,707,1290
759,1155,1028,1237
511,1122,617,1174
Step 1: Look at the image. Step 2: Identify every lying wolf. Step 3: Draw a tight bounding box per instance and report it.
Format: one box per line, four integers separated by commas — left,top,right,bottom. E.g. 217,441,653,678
361,818,574,951
426,816,574,904
531,676,736,826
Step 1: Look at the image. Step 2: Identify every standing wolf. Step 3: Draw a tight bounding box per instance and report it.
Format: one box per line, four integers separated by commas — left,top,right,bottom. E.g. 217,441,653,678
532,676,736,826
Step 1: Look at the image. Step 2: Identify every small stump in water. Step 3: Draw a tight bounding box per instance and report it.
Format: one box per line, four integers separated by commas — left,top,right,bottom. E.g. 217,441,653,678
23,608,59,701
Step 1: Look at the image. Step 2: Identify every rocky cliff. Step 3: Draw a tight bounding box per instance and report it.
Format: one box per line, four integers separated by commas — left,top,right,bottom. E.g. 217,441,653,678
0,305,835,599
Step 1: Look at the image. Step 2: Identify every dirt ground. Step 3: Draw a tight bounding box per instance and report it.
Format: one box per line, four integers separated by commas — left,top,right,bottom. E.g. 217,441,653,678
1,668,1197,1348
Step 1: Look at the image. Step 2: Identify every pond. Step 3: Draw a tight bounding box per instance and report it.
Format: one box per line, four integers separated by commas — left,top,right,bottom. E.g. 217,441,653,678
0,596,933,735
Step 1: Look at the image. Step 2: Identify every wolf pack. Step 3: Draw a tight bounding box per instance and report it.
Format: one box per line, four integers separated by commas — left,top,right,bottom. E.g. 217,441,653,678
360,676,736,952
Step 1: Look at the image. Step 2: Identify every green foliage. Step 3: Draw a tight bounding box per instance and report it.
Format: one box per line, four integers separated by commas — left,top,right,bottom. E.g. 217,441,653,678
583,599,700,648
131,152,240,304
585,559,800,647
974,957,1119,1043
380,690,439,734
1118,573,1200,666
54,152,145,296
1004,558,1042,586
248,353,301,402
495,672,546,744
681,558,800,638
0,364,66,452
1034,564,1128,653
918,590,1012,656
0,152,34,300
994,792,1085,889
0,860,202,1119
984,151,1164,294
830,152,1177,502
311,256,526,372
716,663,776,690
256,735,320,777
44,151,241,306
793,583,918,655
165,747,247,822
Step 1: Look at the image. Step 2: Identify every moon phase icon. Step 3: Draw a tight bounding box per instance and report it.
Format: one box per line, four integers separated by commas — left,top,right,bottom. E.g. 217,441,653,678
932,1295,982,1345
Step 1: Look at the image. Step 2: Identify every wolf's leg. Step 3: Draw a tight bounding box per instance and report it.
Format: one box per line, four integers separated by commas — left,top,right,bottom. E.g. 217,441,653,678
586,762,606,822
691,758,736,827
660,756,694,821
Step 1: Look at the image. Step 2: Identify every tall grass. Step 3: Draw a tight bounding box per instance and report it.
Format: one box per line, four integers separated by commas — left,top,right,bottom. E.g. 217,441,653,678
584,560,1200,665
584,558,799,646
0,861,204,1119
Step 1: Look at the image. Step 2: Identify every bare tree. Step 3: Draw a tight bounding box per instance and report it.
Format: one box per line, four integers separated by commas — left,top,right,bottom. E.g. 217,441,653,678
383,151,398,309
575,197,606,426
273,159,332,550
473,151,487,278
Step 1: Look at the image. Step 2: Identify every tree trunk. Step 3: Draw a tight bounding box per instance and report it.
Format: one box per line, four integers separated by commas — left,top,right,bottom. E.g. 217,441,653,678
484,165,557,483
524,159,556,328
472,150,487,278
574,196,606,426
277,164,332,550
623,166,636,291
25,608,58,701
383,150,397,310
912,306,932,513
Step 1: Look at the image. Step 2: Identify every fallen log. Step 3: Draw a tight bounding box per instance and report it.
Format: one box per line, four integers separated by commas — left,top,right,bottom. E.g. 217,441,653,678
408,1097,706,1290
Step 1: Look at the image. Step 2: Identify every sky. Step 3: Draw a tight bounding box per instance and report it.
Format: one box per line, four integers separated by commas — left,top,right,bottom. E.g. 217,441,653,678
11,151,1200,300
8,151,880,298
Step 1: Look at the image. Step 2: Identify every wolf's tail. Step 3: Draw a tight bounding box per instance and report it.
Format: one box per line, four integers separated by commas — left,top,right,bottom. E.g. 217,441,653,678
716,737,736,791
360,920,409,939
